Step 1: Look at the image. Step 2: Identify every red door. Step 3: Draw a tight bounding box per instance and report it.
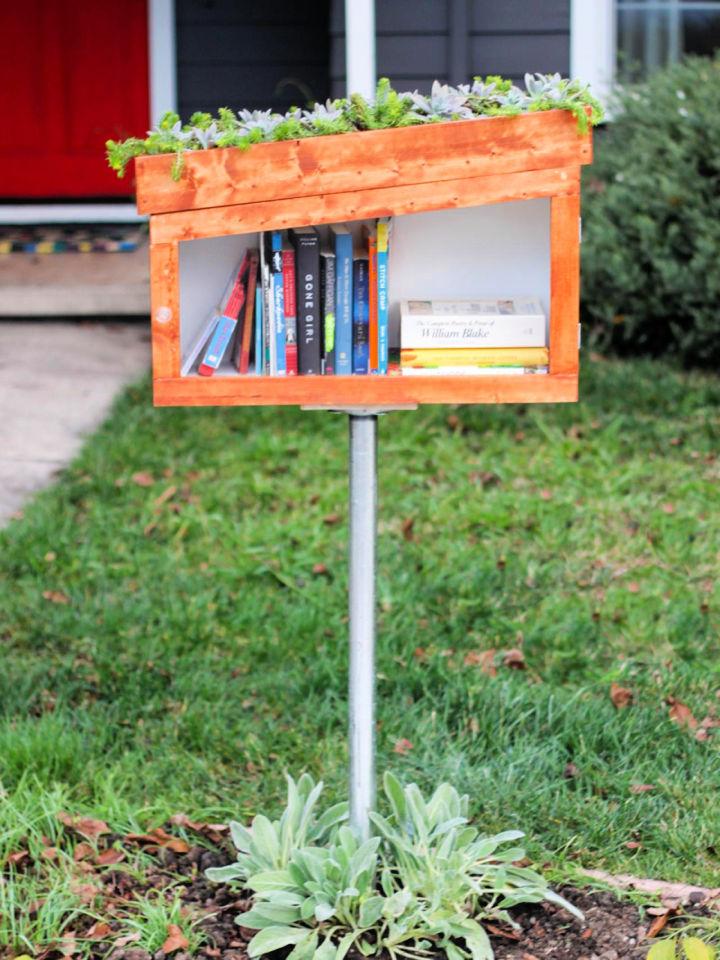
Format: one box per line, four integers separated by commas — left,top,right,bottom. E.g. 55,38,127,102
0,0,149,198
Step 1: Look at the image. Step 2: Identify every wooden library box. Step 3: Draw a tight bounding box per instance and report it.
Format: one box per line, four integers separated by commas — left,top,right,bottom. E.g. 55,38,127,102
134,110,592,408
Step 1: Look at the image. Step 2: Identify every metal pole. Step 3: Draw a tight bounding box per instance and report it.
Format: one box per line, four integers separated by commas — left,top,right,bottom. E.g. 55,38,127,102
348,413,377,840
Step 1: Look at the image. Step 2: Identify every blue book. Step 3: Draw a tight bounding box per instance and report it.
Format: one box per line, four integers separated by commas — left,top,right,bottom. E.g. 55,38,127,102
198,314,236,376
331,224,353,375
254,285,263,375
376,218,391,374
269,231,286,375
352,255,369,374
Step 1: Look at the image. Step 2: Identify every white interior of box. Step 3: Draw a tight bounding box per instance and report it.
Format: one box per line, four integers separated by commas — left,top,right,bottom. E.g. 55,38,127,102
177,198,551,376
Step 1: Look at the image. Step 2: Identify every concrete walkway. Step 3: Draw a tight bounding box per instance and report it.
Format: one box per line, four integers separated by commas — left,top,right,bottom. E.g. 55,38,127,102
0,321,150,523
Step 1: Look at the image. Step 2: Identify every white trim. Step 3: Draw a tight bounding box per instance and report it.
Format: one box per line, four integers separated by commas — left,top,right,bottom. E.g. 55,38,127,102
148,0,177,125
345,0,376,99
0,204,145,224
571,0,616,107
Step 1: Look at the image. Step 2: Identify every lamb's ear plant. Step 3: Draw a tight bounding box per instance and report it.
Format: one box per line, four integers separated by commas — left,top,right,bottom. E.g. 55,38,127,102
206,772,581,960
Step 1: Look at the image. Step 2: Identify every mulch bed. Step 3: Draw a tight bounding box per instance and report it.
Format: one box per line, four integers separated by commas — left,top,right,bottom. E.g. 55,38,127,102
4,824,712,960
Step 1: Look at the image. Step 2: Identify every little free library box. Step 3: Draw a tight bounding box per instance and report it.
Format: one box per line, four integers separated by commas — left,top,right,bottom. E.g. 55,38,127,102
135,109,592,407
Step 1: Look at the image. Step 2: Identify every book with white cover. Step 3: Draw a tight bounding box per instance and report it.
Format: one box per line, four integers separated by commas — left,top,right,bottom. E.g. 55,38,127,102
400,298,546,348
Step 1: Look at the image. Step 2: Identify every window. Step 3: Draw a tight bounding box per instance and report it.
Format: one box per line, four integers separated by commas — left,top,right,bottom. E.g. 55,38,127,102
616,0,720,81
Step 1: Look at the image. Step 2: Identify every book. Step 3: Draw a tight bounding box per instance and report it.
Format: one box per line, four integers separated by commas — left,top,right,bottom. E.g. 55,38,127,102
320,246,336,374
400,298,546,349
198,314,238,376
269,231,286,376
197,251,250,376
401,366,549,376
282,241,298,376
254,284,263,375
376,218,391,374
181,253,248,376
181,313,219,376
364,226,378,373
400,346,549,368
233,250,259,374
331,224,353,375
292,226,322,374
259,233,272,375
352,252,369,374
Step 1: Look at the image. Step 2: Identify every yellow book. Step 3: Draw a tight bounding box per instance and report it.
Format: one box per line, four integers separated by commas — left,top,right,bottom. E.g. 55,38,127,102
400,346,549,368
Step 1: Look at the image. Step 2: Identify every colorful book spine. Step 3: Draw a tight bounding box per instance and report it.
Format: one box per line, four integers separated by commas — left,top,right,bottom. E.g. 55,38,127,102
400,346,549,368
270,232,286,376
254,285,263,375
234,251,259,374
333,226,353,375
282,245,298,376
198,314,237,376
366,230,378,373
292,227,322,374
320,249,336,374
376,218,391,374
352,255,369,374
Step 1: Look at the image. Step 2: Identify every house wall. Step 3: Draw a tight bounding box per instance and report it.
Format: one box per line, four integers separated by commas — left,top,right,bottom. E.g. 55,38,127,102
175,0,331,116
330,0,571,97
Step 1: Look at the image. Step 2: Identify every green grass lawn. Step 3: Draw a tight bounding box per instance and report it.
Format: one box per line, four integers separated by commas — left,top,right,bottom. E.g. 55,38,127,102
1,356,719,942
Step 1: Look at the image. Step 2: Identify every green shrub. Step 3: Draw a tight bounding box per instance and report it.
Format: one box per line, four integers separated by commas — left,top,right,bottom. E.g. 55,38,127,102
581,56,720,367
206,773,581,960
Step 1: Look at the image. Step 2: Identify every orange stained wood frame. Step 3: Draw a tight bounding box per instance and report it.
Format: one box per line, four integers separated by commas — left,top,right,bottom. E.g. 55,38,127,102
141,110,592,408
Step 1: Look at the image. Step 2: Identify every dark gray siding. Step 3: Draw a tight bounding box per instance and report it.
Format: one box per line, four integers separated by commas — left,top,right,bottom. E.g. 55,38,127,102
176,0,331,117
330,0,570,98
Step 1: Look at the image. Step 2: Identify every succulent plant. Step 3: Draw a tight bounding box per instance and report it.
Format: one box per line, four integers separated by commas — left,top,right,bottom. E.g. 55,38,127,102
407,80,474,121
237,109,286,138
107,74,603,178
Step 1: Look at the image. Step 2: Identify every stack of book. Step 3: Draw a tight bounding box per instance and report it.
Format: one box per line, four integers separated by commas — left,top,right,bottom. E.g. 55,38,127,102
181,218,393,377
399,298,548,376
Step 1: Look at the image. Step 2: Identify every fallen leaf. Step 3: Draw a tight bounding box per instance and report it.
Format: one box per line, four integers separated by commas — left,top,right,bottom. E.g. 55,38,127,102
667,698,698,730
627,581,640,593
114,932,142,948
162,924,189,954
393,738,413,755
58,813,110,840
661,503,675,515
463,649,497,676
96,847,126,866
630,783,655,794
131,471,155,487
85,922,113,941
70,881,103,904
580,870,720,907
469,471,501,488
485,924,521,941
322,513,341,525
73,842,94,861
563,762,580,779
625,840,642,850
42,590,70,605
6,849,30,867
59,933,78,956
312,563,329,576
153,485,177,507
401,518,415,542
40,846,59,861
413,647,427,662
645,911,671,939
610,683,634,709
503,648,526,670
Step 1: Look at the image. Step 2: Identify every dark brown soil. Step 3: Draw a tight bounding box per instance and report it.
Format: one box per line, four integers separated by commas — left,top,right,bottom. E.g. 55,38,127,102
4,833,709,960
